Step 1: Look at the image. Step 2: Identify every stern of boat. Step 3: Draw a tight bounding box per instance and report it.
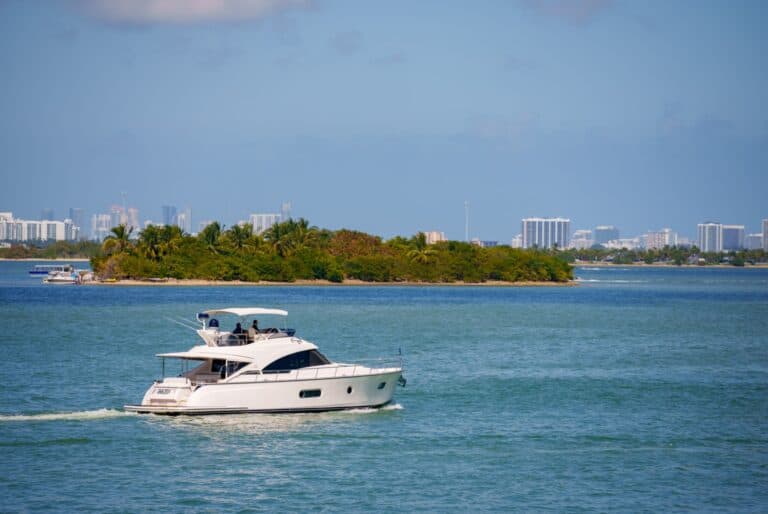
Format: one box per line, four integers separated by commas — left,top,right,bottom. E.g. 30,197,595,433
138,377,192,408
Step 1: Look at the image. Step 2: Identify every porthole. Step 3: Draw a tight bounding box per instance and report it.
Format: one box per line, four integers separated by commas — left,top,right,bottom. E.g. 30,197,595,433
377,382,386,390
347,386,353,394
299,389,321,398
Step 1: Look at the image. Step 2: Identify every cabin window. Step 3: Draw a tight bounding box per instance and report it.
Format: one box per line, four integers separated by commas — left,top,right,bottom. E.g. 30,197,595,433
211,359,247,377
347,386,353,394
377,382,386,390
299,389,321,398
263,350,330,373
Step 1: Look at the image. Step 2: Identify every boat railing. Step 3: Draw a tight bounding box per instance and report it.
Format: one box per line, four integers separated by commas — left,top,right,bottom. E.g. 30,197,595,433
257,356,403,383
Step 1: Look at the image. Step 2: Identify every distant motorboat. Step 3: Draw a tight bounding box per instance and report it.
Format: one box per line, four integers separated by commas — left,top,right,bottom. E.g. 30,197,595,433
125,307,406,415
41,266,92,284
29,264,72,275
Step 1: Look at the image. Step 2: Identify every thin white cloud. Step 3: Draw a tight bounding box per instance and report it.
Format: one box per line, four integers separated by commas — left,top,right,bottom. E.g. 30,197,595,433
80,0,311,25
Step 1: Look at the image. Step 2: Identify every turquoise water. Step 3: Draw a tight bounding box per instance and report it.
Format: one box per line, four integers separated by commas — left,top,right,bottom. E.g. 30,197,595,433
1,262,767,512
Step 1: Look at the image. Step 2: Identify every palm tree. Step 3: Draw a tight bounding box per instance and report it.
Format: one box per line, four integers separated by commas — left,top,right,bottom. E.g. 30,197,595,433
102,224,133,255
408,246,437,265
138,225,162,260
225,223,255,252
198,222,222,254
264,221,293,257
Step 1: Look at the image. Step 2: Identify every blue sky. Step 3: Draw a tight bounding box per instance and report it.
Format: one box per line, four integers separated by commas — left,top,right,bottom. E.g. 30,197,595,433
1,0,766,241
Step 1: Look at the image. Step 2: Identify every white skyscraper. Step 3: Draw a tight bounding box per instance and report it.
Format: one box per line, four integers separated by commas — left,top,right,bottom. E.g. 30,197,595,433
250,213,282,235
645,228,678,250
745,233,763,250
521,217,570,249
697,222,723,252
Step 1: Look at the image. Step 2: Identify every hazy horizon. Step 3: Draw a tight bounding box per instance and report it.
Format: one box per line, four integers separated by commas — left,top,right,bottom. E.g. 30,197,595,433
2,1,766,240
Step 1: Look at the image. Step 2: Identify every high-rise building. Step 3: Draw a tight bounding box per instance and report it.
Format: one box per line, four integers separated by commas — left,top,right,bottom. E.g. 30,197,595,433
250,213,281,235
645,228,677,250
745,233,763,250
0,213,78,242
68,208,85,239
510,234,523,249
126,208,140,233
176,207,192,234
91,214,112,242
281,202,292,222
162,205,177,227
522,217,570,249
697,222,722,252
763,219,768,251
722,225,745,250
594,225,619,245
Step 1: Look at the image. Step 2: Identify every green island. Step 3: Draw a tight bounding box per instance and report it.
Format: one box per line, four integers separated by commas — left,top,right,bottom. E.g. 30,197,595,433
1,219,573,284
4,220,765,283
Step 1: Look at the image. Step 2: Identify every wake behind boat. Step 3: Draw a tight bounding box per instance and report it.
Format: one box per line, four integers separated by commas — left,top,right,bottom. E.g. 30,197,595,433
124,307,406,415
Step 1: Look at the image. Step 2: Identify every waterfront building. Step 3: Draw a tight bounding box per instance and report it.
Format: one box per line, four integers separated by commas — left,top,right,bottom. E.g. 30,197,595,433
250,213,282,235
722,225,745,251
510,234,523,249
604,238,641,250
745,233,763,250
763,219,768,251
424,231,446,245
645,228,677,250
0,212,78,242
697,222,722,253
521,217,570,249
594,225,619,246
569,229,593,250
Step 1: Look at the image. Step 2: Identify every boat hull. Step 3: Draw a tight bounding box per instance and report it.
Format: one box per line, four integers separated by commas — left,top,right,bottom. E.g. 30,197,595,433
124,370,403,416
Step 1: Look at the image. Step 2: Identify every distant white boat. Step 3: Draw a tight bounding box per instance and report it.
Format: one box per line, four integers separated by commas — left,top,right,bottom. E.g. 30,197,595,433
41,266,92,284
124,307,406,415
42,268,78,284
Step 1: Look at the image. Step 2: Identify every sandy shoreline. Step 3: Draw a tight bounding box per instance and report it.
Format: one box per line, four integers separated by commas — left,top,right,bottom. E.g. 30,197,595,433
86,278,576,287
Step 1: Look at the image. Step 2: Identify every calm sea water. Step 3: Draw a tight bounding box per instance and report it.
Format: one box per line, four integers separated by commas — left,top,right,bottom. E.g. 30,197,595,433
1,262,767,512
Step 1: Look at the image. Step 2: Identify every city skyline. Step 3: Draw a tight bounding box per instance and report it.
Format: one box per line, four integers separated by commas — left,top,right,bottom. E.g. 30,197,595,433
1,1,767,240
3,205,766,253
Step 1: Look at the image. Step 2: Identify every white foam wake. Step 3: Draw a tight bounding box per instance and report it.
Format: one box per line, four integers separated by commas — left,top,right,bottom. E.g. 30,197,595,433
0,408,132,422
344,403,404,414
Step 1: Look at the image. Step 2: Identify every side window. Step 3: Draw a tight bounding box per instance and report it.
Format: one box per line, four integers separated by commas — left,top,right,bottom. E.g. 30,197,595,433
263,350,330,373
299,389,321,398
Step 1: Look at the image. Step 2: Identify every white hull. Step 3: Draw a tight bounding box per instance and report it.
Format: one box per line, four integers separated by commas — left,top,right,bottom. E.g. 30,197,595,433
125,370,402,415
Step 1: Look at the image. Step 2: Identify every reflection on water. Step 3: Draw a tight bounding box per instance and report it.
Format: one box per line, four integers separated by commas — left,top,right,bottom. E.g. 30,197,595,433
147,403,404,437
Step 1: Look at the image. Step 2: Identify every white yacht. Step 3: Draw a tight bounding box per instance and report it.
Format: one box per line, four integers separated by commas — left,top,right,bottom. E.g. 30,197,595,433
124,307,405,415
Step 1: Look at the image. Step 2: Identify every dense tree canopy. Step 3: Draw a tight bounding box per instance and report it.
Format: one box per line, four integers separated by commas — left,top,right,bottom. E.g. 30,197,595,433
84,220,574,283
